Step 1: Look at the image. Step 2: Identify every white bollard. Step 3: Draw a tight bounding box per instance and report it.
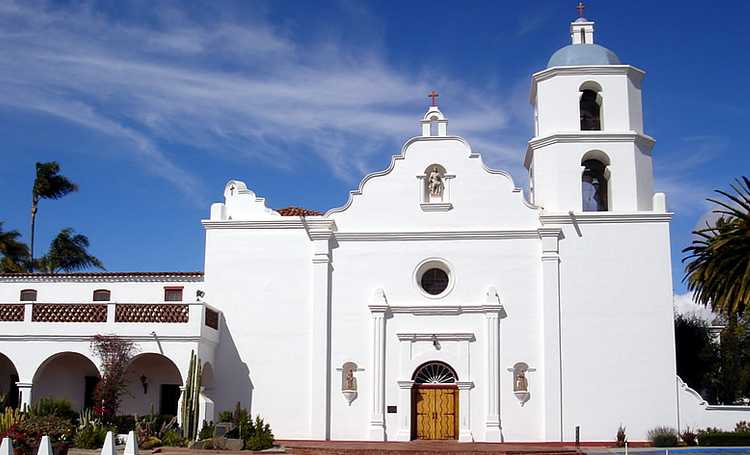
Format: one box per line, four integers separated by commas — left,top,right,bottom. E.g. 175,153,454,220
0,437,13,455
37,435,53,455
124,430,138,455
100,431,116,455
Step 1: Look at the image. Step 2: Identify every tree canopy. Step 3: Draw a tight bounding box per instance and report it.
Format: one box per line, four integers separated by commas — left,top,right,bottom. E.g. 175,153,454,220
683,176,750,318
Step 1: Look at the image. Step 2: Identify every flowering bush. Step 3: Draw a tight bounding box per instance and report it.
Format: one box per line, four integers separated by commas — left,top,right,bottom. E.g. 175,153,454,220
90,335,137,419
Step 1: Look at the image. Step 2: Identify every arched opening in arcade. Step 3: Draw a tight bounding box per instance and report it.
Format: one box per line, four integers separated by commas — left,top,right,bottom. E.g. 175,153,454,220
0,353,19,409
411,361,458,441
120,353,183,417
33,352,100,411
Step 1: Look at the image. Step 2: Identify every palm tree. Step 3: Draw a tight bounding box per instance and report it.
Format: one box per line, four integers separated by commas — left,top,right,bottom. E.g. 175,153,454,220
30,162,78,269
683,176,750,318
35,228,104,273
0,222,30,272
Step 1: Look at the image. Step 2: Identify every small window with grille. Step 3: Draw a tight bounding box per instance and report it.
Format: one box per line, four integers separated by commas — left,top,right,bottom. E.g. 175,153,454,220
164,287,183,302
20,289,37,302
93,289,111,301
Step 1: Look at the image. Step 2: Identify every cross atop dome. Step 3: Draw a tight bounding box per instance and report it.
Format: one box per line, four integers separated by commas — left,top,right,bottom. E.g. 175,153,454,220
428,90,439,107
570,2,594,44
420,94,448,137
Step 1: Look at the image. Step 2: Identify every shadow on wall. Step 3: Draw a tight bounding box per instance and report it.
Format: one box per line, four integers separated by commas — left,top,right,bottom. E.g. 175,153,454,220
212,314,253,414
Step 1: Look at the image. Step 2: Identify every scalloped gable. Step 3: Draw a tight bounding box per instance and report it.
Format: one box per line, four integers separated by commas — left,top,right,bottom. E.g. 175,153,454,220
327,135,540,231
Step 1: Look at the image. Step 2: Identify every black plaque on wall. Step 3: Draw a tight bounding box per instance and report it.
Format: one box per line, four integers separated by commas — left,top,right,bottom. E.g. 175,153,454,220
387,406,397,413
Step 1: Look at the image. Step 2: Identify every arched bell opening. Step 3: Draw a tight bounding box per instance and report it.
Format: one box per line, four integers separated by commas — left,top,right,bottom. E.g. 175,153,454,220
411,361,458,441
581,150,611,212
579,81,603,131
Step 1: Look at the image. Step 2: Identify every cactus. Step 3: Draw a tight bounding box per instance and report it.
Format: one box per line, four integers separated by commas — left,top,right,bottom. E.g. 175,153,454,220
180,351,202,441
0,407,25,434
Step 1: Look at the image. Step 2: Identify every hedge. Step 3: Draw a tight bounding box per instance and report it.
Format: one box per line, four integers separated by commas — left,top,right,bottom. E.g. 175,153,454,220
698,431,750,446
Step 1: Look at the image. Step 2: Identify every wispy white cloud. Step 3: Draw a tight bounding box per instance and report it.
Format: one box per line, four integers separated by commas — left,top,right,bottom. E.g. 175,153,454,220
673,292,716,323
0,0,527,199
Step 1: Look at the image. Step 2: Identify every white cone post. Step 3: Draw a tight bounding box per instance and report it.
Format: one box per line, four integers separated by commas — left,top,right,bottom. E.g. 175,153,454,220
0,437,13,455
37,435,53,455
100,431,116,455
124,431,138,455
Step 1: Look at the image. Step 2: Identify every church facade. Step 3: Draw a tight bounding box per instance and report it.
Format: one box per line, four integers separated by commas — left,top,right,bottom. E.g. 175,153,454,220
1,12,749,443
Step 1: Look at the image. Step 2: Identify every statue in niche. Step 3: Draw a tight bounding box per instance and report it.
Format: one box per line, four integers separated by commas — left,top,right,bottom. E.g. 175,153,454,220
342,362,358,391
514,369,528,392
344,369,357,391
428,167,444,197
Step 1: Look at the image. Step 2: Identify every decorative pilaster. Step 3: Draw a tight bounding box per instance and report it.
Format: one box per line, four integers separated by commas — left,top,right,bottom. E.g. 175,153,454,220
16,382,31,411
309,226,334,440
368,293,388,440
484,288,502,441
395,380,414,441
457,381,475,442
484,312,501,440
539,228,563,441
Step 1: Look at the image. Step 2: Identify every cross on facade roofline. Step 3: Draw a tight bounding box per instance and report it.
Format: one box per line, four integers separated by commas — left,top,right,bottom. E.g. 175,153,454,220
576,1,585,18
428,90,439,107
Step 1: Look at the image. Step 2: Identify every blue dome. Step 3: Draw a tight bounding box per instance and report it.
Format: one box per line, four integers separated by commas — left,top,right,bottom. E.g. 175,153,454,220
547,43,621,68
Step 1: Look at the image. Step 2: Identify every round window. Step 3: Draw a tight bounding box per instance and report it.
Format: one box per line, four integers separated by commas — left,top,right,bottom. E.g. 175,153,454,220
420,268,449,295
415,259,453,298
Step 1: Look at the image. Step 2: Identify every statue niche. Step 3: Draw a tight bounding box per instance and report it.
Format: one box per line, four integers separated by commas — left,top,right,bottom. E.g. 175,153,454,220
510,362,532,406
341,362,358,405
424,164,446,203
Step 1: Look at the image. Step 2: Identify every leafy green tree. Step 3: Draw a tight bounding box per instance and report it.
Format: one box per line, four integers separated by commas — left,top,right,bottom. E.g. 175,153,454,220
0,222,30,272
683,176,750,318
716,316,750,404
30,162,78,269
674,314,719,400
35,228,104,273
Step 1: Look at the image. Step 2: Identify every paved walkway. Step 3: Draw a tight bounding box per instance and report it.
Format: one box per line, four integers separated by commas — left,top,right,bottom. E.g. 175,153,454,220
277,440,585,455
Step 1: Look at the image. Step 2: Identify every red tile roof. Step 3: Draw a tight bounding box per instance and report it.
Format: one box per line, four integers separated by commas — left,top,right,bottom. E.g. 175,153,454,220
0,271,203,278
276,206,323,217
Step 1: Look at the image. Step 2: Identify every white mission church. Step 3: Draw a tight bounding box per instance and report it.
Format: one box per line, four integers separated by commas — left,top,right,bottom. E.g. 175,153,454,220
1,10,749,444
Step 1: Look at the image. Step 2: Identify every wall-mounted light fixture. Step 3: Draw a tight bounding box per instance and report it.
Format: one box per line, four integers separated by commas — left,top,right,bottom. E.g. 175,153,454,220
140,375,148,394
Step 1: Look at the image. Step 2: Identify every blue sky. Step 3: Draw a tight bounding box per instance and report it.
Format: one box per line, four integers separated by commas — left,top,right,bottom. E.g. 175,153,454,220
0,0,748,295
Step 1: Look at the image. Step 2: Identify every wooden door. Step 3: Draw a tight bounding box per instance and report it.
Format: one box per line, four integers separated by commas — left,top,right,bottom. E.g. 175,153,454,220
413,386,458,440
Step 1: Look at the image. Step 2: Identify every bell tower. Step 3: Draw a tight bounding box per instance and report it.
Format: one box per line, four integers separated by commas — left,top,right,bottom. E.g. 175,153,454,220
525,5,664,213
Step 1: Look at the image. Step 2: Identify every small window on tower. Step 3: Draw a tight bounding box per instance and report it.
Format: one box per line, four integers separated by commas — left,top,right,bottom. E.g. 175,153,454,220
93,289,111,302
20,289,37,302
164,287,183,302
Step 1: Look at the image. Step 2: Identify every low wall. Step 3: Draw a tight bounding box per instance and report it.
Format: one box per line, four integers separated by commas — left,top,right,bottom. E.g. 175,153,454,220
677,376,750,431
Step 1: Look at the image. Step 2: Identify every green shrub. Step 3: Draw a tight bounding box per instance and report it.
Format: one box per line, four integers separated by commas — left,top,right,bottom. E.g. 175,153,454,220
647,426,679,447
681,427,698,446
28,398,77,421
243,416,274,451
198,420,215,440
73,424,115,449
698,429,750,446
161,429,185,447
140,436,162,450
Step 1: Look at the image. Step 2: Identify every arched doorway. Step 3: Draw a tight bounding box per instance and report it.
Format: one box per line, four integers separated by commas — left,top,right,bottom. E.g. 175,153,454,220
120,353,183,417
0,353,19,409
33,352,100,411
411,361,458,440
